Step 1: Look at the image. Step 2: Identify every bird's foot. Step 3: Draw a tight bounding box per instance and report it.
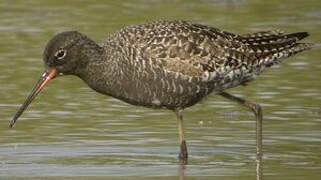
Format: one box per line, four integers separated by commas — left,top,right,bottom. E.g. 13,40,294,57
178,140,188,164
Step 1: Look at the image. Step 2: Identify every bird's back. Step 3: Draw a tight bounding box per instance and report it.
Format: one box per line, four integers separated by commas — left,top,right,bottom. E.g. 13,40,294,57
100,21,312,109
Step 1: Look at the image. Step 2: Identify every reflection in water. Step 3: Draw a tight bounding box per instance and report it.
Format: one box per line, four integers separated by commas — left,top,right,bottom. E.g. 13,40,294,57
257,151,263,180
177,158,263,180
178,164,186,180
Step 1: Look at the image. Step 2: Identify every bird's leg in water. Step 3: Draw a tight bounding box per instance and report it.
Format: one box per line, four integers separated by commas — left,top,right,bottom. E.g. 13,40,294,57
175,109,188,164
219,92,263,180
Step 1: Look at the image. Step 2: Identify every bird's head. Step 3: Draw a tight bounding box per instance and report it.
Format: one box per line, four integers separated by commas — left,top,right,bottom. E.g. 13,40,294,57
10,31,99,128
43,31,94,75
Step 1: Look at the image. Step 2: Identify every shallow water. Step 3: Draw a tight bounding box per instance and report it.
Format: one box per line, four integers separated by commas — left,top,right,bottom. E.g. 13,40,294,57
0,0,320,179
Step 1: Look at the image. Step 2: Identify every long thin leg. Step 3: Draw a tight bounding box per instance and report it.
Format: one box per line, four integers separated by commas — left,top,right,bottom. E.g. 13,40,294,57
219,92,263,180
175,109,188,164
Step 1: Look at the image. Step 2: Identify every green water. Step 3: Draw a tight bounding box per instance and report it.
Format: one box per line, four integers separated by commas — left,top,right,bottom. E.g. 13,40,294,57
0,0,320,179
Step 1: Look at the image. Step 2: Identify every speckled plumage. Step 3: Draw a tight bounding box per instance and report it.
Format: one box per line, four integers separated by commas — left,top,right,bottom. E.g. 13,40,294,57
61,20,311,110
11,20,314,169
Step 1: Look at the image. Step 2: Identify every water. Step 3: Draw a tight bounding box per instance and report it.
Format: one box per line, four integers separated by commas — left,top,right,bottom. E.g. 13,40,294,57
0,0,320,179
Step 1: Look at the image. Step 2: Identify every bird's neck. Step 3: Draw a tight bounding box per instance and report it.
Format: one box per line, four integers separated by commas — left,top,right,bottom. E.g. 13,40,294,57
76,42,125,97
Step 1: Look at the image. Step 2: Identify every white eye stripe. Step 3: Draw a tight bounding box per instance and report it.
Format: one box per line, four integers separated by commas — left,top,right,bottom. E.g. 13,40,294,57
55,49,66,60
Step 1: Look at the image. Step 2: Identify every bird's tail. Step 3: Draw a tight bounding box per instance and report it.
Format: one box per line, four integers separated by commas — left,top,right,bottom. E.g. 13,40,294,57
239,30,314,68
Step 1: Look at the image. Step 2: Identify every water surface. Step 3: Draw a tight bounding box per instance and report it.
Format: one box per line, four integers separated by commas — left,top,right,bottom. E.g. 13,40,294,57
0,0,320,179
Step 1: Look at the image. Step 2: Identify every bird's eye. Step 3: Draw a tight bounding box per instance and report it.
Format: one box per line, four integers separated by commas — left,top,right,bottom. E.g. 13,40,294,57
55,49,66,60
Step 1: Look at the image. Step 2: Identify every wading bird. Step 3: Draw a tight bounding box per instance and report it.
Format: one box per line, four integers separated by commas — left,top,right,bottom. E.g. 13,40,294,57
10,21,312,170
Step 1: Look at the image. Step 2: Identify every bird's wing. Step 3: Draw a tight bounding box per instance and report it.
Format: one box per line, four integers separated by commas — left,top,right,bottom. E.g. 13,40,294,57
115,21,254,82
107,21,312,84
237,29,312,67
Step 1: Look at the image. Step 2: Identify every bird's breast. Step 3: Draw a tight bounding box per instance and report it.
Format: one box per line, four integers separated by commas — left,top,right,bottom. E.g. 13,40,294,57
85,62,214,109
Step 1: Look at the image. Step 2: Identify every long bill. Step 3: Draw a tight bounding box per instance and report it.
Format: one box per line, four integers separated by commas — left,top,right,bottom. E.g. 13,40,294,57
9,68,57,128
